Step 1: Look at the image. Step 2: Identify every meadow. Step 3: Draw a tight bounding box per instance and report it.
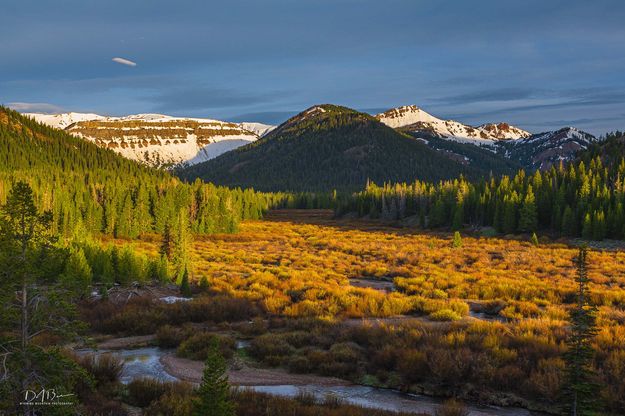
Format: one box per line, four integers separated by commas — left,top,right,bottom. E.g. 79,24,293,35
96,209,625,413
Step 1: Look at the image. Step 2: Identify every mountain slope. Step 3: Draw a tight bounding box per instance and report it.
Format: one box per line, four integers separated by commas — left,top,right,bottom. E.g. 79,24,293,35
502,127,598,170
179,105,482,192
376,105,530,145
0,106,269,238
25,112,274,168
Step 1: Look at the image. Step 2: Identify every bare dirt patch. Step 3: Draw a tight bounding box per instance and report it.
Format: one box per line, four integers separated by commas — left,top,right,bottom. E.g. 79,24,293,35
160,354,351,386
349,277,395,292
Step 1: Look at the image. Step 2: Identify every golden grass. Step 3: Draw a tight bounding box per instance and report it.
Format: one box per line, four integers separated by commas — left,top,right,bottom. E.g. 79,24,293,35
114,210,625,325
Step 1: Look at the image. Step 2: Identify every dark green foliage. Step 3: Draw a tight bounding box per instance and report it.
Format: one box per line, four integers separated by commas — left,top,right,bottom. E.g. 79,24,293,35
338,137,625,240
518,185,538,232
0,181,88,412
0,107,278,240
562,247,599,415
193,340,235,416
199,275,210,292
180,105,479,192
160,222,173,260
412,134,522,176
180,268,192,298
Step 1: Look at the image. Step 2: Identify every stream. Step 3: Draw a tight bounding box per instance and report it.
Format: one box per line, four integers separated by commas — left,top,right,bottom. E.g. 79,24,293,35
79,347,546,416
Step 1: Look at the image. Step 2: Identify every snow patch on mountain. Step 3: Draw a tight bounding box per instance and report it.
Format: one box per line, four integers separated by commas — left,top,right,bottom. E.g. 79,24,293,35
24,112,276,168
504,127,598,170
375,105,530,146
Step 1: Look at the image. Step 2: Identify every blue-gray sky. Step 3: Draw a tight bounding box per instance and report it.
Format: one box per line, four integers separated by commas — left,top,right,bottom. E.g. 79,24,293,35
1,0,624,135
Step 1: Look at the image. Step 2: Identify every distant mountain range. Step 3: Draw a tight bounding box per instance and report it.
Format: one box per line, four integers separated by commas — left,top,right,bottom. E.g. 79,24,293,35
179,105,484,191
25,112,274,168
23,104,600,191
375,105,531,143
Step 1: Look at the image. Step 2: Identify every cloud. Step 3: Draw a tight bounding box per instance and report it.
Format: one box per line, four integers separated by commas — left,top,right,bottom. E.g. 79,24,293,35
5,102,65,113
112,57,137,67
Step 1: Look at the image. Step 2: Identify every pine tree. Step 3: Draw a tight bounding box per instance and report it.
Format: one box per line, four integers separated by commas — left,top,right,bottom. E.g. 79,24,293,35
61,246,93,295
562,247,599,415
199,275,210,292
452,231,462,248
502,193,518,234
173,209,192,282
180,268,192,298
581,213,593,240
531,232,539,246
193,340,234,416
452,203,464,231
592,210,606,241
518,185,538,232
0,181,84,411
562,206,577,236
160,222,173,260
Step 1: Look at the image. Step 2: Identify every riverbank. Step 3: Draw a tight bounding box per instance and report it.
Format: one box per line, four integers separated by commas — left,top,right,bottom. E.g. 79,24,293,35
161,353,351,386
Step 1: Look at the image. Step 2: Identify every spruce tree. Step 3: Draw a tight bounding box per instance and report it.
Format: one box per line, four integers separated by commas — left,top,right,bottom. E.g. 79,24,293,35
562,206,577,236
518,185,538,232
531,232,539,246
452,203,464,231
452,231,462,248
193,340,234,416
199,275,210,292
0,182,84,412
180,268,192,298
581,213,593,240
160,222,173,260
562,247,599,415
592,210,606,241
61,246,93,296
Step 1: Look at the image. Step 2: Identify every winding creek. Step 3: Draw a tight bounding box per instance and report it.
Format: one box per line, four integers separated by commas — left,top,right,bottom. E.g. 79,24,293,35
78,347,548,416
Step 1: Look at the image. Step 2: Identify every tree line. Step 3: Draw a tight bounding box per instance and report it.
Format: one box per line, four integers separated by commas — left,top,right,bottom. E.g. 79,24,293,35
338,146,625,240
0,107,283,241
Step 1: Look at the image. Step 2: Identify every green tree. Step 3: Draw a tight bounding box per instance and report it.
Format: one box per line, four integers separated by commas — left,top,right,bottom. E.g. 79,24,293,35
562,247,599,415
531,232,539,246
192,340,234,416
592,210,606,241
0,182,86,413
173,209,192,282
452,231,462,248
199,275,211,292
60,246,93,295
518,185,538,232
180,268,192,298
451,203,464,231
581,213,593,240
562,206,577,236
160,222,173,260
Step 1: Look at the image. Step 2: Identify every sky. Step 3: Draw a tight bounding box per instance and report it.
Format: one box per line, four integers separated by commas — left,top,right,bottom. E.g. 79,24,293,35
1,0,624,135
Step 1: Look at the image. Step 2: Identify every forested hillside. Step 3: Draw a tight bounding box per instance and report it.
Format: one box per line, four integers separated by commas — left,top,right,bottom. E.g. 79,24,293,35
405,133,522,176
338,132,625,240
179,105,485,192
0,107,275,239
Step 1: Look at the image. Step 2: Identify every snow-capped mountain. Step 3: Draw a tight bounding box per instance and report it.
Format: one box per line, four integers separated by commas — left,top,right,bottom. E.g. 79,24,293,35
375,105,530,145
25,112,275,168
503,127,598,170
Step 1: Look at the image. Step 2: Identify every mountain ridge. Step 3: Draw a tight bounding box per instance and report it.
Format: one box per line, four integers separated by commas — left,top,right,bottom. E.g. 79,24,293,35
179,104,483,191
24,112,275,168
375,105,531,144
